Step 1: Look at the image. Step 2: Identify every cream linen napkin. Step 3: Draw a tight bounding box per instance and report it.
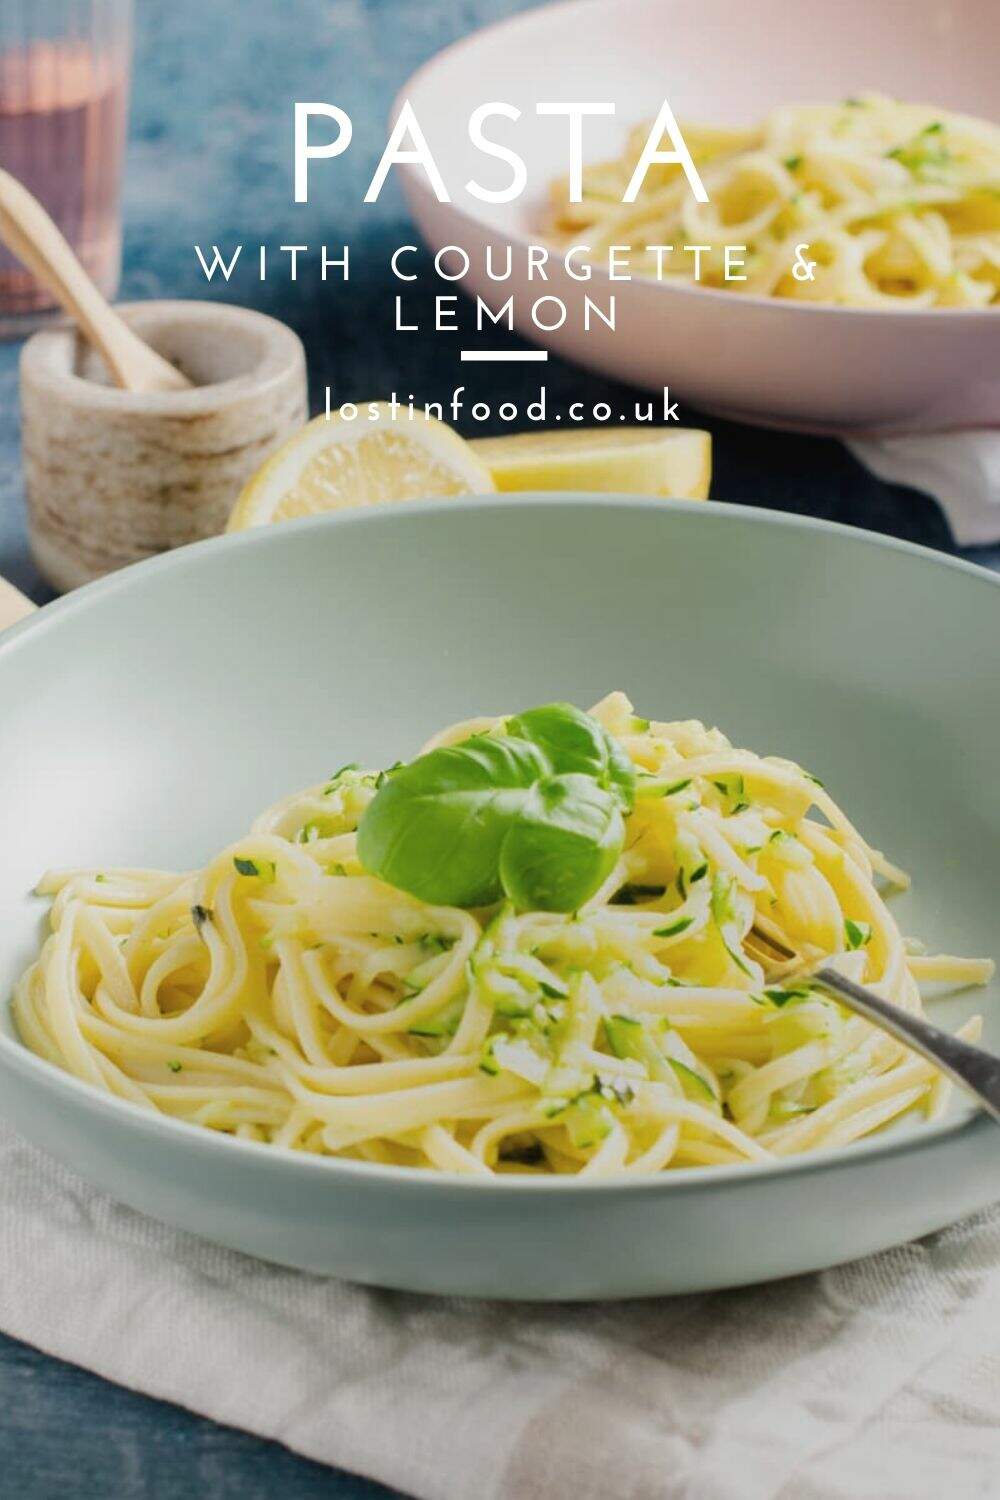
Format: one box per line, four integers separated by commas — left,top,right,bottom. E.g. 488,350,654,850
2,1116,1000,1500
848,430,1000,547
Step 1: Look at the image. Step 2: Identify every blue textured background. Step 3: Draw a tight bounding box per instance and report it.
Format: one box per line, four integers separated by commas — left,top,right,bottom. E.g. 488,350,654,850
0,1,995,1495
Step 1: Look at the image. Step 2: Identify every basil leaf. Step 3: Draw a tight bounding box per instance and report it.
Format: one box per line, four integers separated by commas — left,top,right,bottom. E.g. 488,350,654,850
358,703,635,912
507,702,635,811
356,735,549,907
499,773,624,912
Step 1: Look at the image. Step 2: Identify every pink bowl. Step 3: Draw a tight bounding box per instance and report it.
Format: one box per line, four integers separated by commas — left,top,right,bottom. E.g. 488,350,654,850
396,0,999,434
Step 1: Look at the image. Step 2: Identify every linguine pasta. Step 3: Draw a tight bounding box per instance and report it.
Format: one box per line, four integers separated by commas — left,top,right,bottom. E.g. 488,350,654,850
14,692,993,1177
547,96,1000,307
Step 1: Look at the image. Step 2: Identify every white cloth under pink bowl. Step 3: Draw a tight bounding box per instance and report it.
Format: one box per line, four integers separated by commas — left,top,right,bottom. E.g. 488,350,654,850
851,431,1000,546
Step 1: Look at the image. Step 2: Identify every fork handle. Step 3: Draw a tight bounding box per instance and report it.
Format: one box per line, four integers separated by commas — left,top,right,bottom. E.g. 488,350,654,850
815,965,1000,1124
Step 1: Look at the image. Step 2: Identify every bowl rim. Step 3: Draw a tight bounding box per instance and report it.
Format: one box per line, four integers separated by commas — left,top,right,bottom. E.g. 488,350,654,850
1,492,998,1193
395,0,1000,326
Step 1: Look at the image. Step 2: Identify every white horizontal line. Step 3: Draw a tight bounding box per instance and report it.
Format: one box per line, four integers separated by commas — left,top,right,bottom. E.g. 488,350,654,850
459,349,549,362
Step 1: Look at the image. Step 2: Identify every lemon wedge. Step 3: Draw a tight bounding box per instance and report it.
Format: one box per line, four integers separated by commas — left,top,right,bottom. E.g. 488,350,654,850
227,404,495,530
470,428,711,500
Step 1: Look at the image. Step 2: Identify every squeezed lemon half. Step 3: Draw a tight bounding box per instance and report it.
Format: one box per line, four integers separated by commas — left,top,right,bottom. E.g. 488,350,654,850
227,404,495,530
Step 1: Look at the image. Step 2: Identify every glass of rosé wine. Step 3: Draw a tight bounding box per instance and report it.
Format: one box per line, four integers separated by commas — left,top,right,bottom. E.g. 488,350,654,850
0,0,132,337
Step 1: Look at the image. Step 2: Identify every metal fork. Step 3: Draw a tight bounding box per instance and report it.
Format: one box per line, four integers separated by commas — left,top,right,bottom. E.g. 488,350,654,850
746,918,1000,1124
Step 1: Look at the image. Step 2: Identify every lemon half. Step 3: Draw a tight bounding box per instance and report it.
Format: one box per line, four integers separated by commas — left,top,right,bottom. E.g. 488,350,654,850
470,427,711,500
227,404,495,530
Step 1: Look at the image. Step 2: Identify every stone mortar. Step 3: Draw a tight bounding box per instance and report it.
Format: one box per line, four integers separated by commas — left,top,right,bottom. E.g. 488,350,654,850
20,300,308,591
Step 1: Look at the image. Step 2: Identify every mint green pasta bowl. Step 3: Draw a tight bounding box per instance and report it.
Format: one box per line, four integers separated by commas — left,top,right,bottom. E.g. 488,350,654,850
0,496,998,1299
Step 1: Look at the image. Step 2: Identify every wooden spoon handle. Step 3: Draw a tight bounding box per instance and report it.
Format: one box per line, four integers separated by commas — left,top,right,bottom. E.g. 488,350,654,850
0,169,191,394
0,574,36,632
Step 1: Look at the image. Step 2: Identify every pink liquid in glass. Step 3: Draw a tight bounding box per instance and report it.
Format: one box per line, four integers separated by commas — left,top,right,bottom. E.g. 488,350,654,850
0,41,128,327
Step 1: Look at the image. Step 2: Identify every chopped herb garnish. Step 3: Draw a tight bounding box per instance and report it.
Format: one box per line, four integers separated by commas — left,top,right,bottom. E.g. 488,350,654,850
233,856,276,882
327,761,358,783
654,915,695,939
922,121,943,134
764,985,812,1007
595,1073,635,1107
326,862,347,877
611,883,666,906
95,873,107,884
640,776,691,799
713,774,746,809
844,918,872,950
629,716,651,732
689,862,708,884
166,1059,182,1073
886,140,952,177
784,155,802,171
